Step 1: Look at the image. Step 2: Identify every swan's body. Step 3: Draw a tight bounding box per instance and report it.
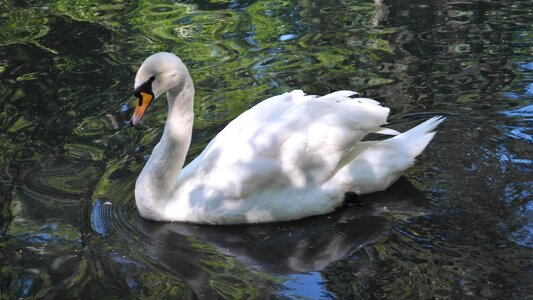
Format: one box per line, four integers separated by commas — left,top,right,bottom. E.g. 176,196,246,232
130,52,444,224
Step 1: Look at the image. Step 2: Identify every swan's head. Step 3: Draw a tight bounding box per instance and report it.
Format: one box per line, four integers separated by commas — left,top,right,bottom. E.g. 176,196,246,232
130,52,189,126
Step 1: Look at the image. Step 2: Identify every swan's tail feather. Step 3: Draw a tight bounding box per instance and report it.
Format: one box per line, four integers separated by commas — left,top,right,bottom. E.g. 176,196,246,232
325,116,444,195
390,116,445,158
374,127,401,135
400,116,445,136
323,90,360,98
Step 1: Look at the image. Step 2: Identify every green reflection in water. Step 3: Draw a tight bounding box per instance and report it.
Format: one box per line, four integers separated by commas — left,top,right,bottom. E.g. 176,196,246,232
0,0,532,298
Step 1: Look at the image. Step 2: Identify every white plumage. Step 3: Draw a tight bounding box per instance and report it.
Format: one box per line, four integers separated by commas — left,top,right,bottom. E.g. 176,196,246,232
130,52,444,224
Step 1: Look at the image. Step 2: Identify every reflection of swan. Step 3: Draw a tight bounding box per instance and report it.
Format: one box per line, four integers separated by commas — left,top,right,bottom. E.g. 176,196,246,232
89,178,429,297
130,52,444,224
125,178,429,297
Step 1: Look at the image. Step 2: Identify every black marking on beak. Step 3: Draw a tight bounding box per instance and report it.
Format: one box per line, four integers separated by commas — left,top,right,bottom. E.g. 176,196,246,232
134,76,155,98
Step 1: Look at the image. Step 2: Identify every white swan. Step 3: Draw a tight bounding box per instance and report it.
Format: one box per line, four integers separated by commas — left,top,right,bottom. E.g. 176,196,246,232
130,52,444,224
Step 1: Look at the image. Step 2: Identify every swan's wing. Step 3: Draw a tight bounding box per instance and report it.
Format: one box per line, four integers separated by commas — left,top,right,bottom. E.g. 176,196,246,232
184,90,391,199
179,90,312,181
221,90,315,130
269,92,391,186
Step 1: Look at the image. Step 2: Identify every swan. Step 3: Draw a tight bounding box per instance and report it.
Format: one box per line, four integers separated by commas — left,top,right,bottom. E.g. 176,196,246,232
130,52,444,224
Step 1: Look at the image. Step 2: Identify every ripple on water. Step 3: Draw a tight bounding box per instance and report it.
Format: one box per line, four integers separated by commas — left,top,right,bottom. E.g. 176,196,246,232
1,0,533,298
506,202,533,248
91,200,114,236
24,160,101,199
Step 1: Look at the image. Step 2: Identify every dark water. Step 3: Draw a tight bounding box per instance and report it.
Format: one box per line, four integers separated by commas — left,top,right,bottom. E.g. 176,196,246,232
1,0,531,298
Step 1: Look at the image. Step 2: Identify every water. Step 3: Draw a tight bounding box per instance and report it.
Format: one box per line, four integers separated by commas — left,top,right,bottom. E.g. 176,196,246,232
0,0,531,298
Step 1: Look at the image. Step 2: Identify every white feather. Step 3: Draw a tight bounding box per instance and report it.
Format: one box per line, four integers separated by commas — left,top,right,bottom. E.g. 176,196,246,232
132,53,444,224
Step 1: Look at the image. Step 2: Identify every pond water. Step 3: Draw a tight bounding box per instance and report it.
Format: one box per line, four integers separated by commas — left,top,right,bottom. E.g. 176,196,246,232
1,0,531,298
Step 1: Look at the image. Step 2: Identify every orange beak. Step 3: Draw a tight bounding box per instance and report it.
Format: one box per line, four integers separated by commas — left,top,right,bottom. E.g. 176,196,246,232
130,91,154,126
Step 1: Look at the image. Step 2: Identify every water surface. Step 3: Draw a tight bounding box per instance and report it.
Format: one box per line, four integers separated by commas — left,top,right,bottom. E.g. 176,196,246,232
0,0,531,298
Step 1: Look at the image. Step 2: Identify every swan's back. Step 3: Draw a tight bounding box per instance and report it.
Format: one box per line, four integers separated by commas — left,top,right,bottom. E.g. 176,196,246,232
182,90,391,189
173,90,419,223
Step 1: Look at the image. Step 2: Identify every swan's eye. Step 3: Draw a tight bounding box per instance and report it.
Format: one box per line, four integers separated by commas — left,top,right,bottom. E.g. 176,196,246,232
134,76,156,98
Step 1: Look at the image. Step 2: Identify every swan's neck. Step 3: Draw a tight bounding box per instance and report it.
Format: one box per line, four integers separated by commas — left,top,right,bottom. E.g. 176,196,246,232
135,77,194,219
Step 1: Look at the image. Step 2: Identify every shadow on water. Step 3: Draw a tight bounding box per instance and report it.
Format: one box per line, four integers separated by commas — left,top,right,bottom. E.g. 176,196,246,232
90,177,430,298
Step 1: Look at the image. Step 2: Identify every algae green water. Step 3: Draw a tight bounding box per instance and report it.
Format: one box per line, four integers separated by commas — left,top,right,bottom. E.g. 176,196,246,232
0,0,531,298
